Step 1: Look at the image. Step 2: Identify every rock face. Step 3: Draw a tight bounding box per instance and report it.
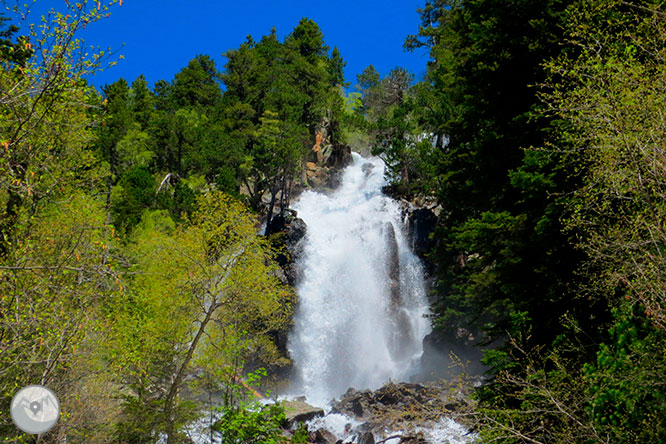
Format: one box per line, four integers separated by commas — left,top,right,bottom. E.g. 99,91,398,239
419,330,488,381
266,209,307,286
385,222,401,308
305,161,331,189
306,124,353,190
406,208,437,261
264,210,307,359
327,143,353,170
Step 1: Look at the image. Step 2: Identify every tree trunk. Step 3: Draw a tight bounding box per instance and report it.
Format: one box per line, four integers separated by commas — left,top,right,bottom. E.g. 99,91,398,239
279,173,287,212
164,301,218,444
401,162,409,184
264,179,278,236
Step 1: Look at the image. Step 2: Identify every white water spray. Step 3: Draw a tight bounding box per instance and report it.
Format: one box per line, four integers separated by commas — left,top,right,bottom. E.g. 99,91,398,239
288,153,431,405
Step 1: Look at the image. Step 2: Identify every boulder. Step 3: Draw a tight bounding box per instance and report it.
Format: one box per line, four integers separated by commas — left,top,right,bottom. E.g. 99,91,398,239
311,428,339,444
283,399,325,427
331,388,371,419
361,162,374,176
358,432,375,444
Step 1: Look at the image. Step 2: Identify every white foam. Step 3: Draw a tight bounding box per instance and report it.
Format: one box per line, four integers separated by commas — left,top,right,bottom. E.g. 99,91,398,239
288,154,432,406
418,417,478,444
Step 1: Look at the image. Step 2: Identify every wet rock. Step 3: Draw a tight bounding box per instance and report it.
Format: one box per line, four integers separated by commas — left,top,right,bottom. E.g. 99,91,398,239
284,217,307,250
351,398,364,418
283,399,325,427
325,164,348,189
329,380,476,437
312,428,339,444
266,209,296,236
327,143,353,170
306,381,480,444
398,433,429,444
385,222,401,308
266,210,307,286
358,432,375,444
406,208,437,261
418,331,487,381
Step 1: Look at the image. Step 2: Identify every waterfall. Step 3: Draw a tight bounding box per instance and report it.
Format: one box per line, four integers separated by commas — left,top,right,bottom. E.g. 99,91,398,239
288,153,432,406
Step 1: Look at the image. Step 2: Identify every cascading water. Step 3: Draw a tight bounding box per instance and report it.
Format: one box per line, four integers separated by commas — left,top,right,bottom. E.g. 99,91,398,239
288,153,432,406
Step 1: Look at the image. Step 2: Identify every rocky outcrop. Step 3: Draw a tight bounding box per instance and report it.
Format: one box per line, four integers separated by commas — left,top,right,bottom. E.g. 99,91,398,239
267,210,307,250
305,161,331,189
275,380,478,444
419,331,488,381
306,122,353,190
263,209,307,360
327,143,352,170
330,381,474,435
385,222,401,308
406,208,437,262
266,209,307,286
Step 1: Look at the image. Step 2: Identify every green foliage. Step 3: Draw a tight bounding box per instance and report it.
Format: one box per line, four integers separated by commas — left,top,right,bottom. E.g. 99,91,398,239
111,166,156,235
0,4,351,443
0,11,31,65
0,193,123,440
221,20,345,211
433,1,666,442
215,401,286,444
173,54,222,109
109,191,294,441
327,46,347,87
584,304,666,441
213,368,287,444
116,123,154,171
477,304,666,444
542,0,666,328
372,97,437,196
356,65,380,90
288,17,328,61
354,65,442,198
0,2,128,440
406,0,583,353
130,74,155,128
291,423,309,444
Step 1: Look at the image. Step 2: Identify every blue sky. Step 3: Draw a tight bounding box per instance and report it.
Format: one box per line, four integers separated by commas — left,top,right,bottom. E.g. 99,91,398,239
38,0,430,92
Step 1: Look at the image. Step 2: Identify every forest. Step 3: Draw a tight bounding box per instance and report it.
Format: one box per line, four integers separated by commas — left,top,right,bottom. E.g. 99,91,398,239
1,0,666,442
